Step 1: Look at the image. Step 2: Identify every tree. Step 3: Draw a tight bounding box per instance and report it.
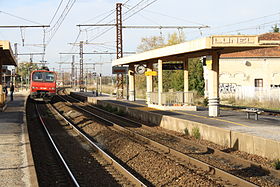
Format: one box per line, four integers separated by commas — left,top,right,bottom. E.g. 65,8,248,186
137,36,165,52
17,62,39,83
163,32,185,91
166,32,185,46
136,31,205,95
272,24,280,33
189,58,204,95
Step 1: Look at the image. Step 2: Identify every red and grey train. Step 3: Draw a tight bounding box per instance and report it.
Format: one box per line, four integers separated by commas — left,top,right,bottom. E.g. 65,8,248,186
30,68,57,100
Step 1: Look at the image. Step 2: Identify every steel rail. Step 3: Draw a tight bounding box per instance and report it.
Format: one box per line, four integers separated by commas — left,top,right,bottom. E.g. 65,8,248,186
63,92,280,178
49,99,146,187
59,93,259,187
35,103,80,187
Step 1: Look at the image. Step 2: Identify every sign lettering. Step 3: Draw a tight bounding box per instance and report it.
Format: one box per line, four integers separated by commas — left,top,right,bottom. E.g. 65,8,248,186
162,63,184,70
212,36,257,46
112,66,128,74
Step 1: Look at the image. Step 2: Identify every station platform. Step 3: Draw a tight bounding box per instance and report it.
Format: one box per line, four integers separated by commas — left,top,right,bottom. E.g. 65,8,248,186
70,91,280,160
0,90,37,186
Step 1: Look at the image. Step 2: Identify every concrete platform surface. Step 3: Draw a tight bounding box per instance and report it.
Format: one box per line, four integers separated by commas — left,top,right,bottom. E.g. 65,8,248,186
0,91,38,186
112,99,280,142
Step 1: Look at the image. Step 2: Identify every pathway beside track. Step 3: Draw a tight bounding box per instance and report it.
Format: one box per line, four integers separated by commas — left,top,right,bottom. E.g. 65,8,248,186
0,91,38,186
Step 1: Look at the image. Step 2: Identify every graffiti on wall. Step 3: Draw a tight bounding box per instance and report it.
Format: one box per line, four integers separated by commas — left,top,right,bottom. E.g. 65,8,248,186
219,83,238,94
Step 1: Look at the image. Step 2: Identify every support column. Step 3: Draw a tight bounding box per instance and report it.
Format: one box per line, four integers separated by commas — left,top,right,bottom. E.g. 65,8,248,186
158,59,163,106
207,52,220,117
128,64,135,101
146,62,153,104
0,58,3,105
0,58,2,85
183,58,189,104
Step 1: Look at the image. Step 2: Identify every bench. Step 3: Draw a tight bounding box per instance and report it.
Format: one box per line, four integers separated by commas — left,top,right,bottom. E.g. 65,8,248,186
243,108,264,120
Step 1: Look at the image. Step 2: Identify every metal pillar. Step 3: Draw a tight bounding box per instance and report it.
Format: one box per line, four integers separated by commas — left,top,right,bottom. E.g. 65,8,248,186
71,55,75,88
208,52,220,117
146,62,153,104
14,43,18,88
116,3,124,99
79,41,84,92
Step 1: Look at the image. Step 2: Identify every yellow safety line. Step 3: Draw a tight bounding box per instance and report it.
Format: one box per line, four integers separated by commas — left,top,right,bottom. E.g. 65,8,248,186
171,111,251,128
122,100,251,128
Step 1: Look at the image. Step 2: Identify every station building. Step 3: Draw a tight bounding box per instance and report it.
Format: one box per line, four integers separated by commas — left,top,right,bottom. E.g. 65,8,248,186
204,33,280,101
0,40,17,106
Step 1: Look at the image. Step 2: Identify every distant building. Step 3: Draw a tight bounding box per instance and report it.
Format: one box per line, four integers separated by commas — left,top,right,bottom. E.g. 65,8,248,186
1,65,12,84
205,33,280,101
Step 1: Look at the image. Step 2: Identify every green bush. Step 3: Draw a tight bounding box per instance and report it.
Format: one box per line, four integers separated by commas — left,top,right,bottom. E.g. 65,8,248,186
273,159,280,170
184,128,189,136
192,127,201,139
115,109,125,116
203,98,208,107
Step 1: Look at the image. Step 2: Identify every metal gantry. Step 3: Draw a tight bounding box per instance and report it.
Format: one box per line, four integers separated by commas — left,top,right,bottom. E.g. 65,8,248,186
79,41,84,92
116,3,124,99
71,55,75,88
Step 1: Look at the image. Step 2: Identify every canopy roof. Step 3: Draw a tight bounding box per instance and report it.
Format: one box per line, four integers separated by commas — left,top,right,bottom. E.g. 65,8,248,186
113,35,279,66
0,41,17,66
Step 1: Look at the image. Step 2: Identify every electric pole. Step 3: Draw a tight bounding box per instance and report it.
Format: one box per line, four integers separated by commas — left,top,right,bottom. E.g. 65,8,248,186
79,41,84,92
116,2,124,99
71,55,75,88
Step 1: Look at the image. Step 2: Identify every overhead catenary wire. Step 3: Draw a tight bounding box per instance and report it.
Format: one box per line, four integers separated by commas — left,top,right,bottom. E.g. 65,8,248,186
185,11,280,37
66,6,120,58
87,0,158,42
49,0,65,25
82,9,116,32
0,10,42,25
46,0,76,45
215,20,280,35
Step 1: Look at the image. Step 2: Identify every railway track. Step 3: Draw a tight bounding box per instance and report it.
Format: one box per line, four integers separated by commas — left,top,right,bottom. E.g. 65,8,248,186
35,103,80,186
53,90,280,186
26,98,77,186
27,97,146,186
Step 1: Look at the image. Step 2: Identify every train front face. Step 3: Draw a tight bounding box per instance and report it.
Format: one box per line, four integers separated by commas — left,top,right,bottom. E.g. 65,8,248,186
30,71,56,100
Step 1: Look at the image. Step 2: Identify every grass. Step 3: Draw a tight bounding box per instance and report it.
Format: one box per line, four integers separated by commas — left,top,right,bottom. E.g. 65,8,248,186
184,128,189,136
191,127,201,139
273,159,280,170
99,104,125,116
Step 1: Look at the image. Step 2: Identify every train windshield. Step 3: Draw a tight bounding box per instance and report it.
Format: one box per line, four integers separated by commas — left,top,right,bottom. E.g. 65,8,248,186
32,72,43,81
32,72,55,82
45,72,55,82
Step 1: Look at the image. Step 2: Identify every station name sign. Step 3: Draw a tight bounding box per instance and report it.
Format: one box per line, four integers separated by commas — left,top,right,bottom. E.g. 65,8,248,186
211,36,258,46
162,63,184,70
112,66,128,74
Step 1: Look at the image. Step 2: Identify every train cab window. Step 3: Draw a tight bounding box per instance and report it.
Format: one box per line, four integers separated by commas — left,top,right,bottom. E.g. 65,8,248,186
33,72,43,81
45,72,55,82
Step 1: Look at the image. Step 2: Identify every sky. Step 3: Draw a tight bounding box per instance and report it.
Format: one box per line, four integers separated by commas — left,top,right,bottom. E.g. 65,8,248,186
1,0,280,75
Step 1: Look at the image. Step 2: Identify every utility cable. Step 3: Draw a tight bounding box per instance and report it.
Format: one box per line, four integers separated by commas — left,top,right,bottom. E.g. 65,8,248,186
46,0,76,45
142,9,207,26
49,0,64,25
123,0,158,21
0,10,42,25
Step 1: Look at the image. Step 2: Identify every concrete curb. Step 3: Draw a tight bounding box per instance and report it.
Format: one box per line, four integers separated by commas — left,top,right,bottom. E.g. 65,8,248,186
21,96,39,187
0,103,7,112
